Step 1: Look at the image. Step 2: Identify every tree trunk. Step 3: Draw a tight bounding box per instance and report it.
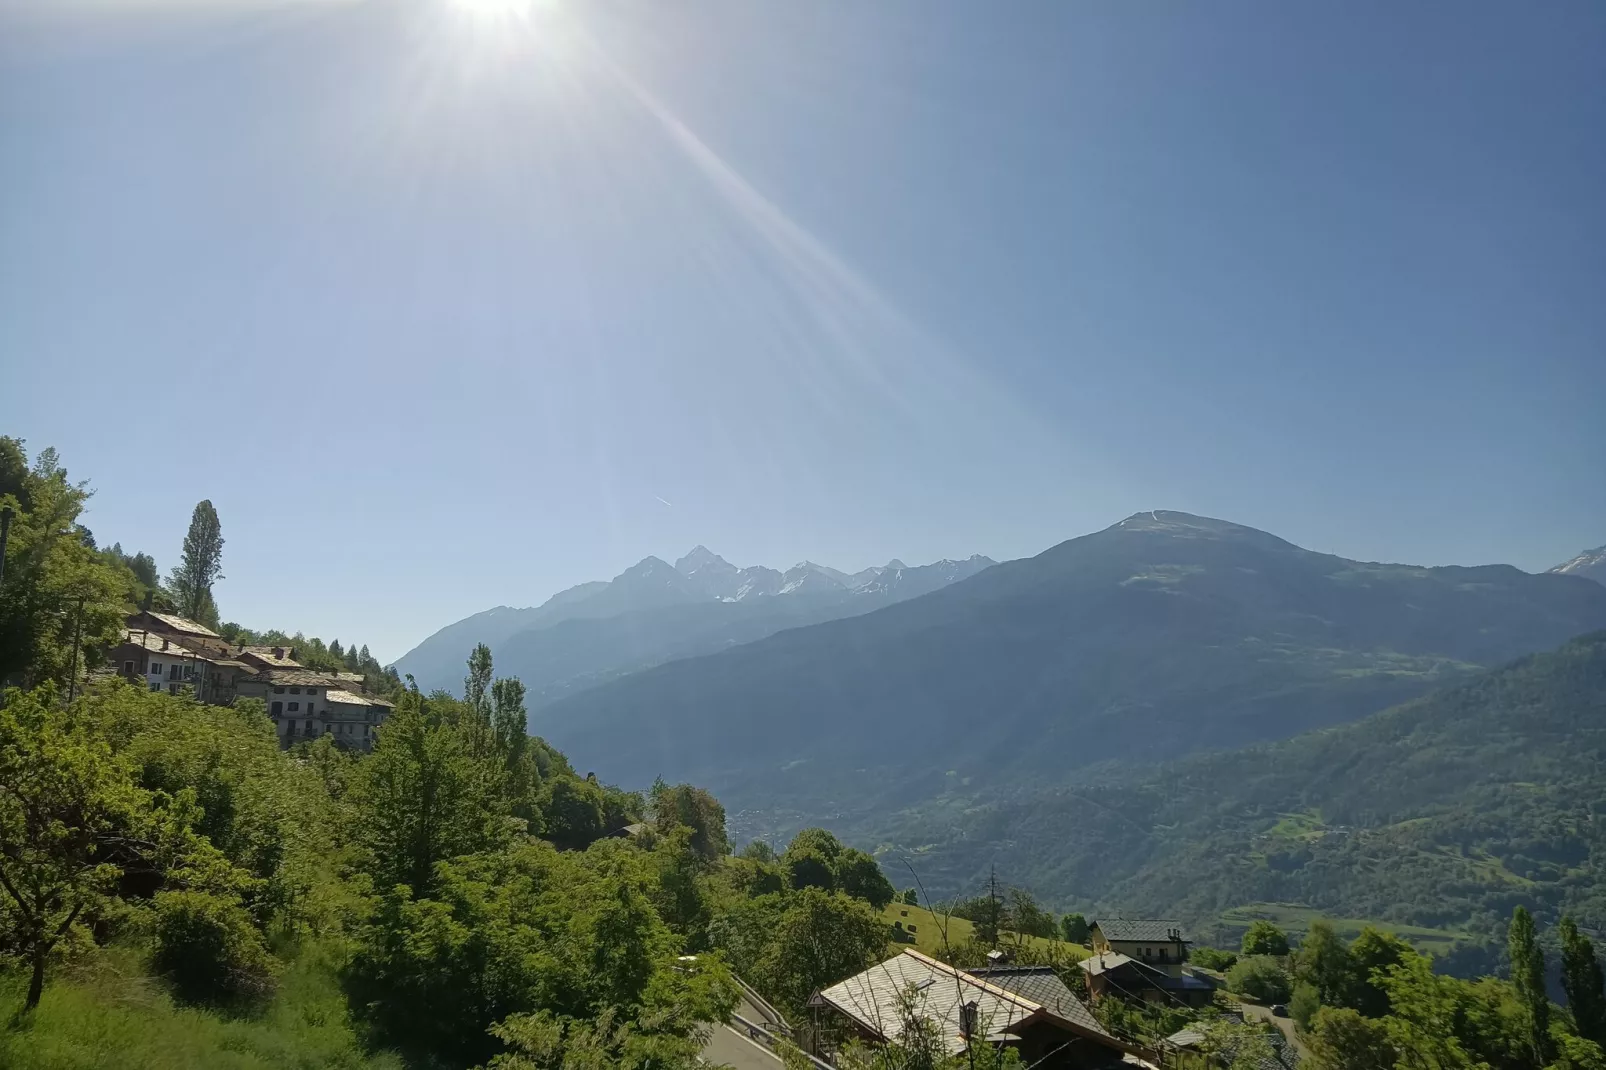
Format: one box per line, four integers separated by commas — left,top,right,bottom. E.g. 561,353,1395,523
25,948,45,1011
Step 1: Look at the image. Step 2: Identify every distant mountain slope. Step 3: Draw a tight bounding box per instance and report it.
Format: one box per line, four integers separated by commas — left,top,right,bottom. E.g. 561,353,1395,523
394,548,994,695
888,631,1606,947
1551,544,1606,586
529,511,1606,820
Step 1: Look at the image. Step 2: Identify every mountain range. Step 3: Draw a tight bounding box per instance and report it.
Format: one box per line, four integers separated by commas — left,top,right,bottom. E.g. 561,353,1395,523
394,548,996,703
525,511,1606,852
1551,544,1606,587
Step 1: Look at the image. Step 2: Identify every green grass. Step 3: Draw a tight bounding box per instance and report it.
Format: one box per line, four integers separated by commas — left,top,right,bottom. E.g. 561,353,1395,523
1217,903,1465,955
883,904,1091,963
0,942,401,1070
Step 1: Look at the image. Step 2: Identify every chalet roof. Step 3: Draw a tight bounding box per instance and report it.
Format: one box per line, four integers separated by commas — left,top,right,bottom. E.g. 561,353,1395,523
966,966,1112,1040
121,631,247,668
1079,955,1216,992
1165,1023,1297,1070
135,610,221,638
240,646,303,668
813,950,1129,1057
244,669,345,687
1092,920,1190,943
325,689,392,709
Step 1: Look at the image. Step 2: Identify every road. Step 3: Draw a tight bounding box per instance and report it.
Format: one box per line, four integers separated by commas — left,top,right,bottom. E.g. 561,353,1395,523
1238,1000,1309,1061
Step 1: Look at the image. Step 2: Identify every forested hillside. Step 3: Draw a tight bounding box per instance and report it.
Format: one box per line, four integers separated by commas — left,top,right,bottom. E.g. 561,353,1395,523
530,511,1606,827
885,632,1606,958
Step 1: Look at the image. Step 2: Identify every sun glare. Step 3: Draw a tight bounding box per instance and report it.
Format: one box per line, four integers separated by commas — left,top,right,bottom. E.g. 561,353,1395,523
449,0,539,20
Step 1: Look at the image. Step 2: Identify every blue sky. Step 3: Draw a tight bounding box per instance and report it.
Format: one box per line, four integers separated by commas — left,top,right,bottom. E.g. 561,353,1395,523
3,0,1603,660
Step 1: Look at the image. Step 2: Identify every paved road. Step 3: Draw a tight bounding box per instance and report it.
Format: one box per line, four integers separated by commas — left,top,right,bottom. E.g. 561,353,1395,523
1238,1001,1309,1060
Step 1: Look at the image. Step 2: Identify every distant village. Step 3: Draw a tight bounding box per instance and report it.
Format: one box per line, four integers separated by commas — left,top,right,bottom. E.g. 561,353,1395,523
111,608,394,751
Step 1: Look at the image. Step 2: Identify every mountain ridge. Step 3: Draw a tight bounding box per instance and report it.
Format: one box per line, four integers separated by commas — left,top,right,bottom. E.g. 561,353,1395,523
394,546,997,695
526,510,1606,833
1551,543,1606,586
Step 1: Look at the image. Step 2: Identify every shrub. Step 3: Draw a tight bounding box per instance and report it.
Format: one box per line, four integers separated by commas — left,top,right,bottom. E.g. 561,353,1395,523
1290,980,1322,1030
1242,920,1291,957
152,890,278,1006
1227,955,1292,1004
1191,946,1239,971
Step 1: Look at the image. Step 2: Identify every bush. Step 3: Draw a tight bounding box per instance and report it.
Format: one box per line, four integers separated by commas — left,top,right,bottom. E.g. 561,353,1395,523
152,891,278,1006
1290,980,1322,1030
1191,945,1239,971
1227,955,1292,1004
1242,920,1291,957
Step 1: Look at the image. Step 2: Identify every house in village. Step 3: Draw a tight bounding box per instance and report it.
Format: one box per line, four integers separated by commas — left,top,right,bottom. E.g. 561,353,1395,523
236,668,393,751
1079,920,1216,1008
114,611,254,703
112,611,394,752
811,949,1151,1068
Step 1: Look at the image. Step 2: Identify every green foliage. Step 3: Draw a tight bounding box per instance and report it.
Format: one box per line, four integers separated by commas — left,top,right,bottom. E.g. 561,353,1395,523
1290,979,1321,1030
834,848,896,910
152,890,278,1006
740,887,889,1018
0,685,153,1009
166,500,224,627
1298,920,1358,1007
1060,911,1089,944
1561,916,1606,1046
650,780,728,864
0,941,401,1070
1308,1006,1395,1070
1241,919,1290,957
1191,945,1238,971
351,691,508,894
1511,905,1556,1066
1227,955,1292,1004
0,440,129,689
1346,925,1412,1018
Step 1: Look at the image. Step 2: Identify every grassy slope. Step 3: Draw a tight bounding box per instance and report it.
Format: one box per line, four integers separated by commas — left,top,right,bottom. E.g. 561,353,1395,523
882,903,1091,962
1216,903,1465,955
0,943,400,1070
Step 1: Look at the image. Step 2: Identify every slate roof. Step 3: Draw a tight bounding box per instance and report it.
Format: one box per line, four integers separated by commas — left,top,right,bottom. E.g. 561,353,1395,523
1093,919,1190,943
967,966,1113,1040
325,689,392,708
240,646,303,668
1078,954,1215,991
244,669,344,687
813,950,1131,1057
140,611,220,638
1165,1023,1299,1070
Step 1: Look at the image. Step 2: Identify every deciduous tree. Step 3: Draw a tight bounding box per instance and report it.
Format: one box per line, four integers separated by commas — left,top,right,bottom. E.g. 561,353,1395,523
167,500,224,626
1562,915,1606,1046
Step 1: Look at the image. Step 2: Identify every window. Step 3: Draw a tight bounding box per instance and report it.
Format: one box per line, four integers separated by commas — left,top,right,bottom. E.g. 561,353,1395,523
123,660,134,674
307,688,318,696
290,687,301,695
273,686,285,694
150,682,161,692
271,701,282,717
168,683,180,694
288,702,300,712
151,661,163,674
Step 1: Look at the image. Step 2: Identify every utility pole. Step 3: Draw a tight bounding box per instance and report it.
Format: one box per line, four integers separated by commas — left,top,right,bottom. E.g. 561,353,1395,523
66,595,86,703
0,505,14,590
987,864,1001,949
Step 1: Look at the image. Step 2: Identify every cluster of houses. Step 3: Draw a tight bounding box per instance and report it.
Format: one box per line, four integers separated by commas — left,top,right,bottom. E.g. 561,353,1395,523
112,609,394,752
699,920,1295,1070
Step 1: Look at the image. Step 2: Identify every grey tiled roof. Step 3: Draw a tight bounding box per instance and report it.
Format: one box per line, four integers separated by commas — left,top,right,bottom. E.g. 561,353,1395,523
966,966,1113,1040
1092,919,1190,943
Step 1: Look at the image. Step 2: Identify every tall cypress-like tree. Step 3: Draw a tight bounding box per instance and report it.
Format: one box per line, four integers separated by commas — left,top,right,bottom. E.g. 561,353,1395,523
1561,916,1606,1045
1509,906,1554,1066
167,500,224,626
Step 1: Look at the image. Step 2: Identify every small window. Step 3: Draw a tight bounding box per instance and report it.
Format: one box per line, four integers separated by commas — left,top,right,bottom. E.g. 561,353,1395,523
288,701,300,712
123,660,134,674
150,682,161,692
151,661,163,673
306,687,318,697
273,686,285,694
271,701,282,717
907,925,917,934
290,687,301,695
168,683,179,694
